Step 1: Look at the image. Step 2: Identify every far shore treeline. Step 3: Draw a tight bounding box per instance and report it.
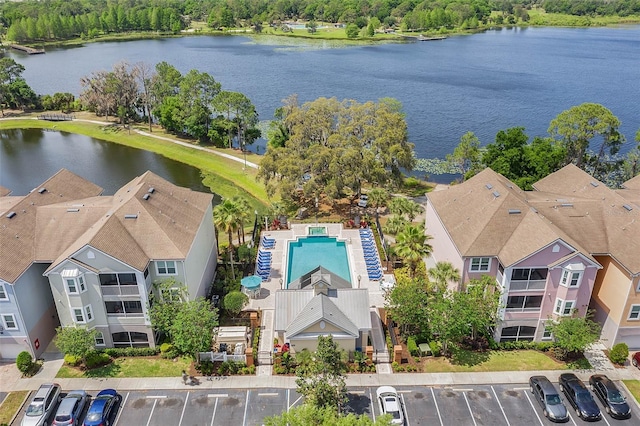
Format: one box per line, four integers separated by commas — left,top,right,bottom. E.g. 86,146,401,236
1,0,640,45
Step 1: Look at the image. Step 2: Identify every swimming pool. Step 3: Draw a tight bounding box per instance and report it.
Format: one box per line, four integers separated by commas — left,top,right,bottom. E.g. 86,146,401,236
286,237,351,286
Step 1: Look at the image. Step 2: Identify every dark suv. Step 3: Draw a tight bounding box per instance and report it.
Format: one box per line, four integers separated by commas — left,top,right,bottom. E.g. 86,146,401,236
529,376,569,422
589,374,631,419
559,373,601,421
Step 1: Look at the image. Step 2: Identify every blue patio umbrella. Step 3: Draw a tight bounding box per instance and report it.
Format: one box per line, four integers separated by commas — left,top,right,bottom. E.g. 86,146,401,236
241,275,262,290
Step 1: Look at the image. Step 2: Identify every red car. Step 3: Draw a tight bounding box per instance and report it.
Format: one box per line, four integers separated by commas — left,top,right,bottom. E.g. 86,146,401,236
632,352,640,368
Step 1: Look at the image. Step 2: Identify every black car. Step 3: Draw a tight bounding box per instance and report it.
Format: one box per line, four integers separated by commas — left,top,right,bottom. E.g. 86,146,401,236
559,373,601,421
589,374,632,419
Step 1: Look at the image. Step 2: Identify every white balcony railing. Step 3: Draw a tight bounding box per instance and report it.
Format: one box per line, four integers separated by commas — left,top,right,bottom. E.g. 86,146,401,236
101,285,140,296
509,279,546,291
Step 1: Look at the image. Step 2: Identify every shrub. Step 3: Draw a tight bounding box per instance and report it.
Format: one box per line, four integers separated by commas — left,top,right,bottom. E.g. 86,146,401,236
609,343,629,365
197,360,215,376
550,346,569,361
103,347,160,358
407,336,420,357
85,351,111,368
429,341,441,357
16,351,33,374
218,360,246,375
160,343,173,353
64,354,82,366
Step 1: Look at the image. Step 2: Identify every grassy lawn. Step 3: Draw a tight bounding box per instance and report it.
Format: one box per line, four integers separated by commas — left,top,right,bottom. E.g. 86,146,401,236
0,391,29,425
623,380,640,404
0,117,271,212
421,349,578,373
56,356,192,378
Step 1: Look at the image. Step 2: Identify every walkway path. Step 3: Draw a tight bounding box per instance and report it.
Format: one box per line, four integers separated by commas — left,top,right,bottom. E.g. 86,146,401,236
0,117,259,169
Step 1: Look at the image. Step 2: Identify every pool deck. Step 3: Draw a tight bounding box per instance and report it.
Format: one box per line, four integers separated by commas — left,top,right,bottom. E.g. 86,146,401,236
250,223,392,372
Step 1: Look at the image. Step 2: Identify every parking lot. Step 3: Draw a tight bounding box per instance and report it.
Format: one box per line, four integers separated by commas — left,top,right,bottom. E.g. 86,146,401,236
11,382,640,425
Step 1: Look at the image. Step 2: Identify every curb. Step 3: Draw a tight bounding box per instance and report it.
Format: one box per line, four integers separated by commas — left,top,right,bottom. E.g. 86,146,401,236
5,390,31,426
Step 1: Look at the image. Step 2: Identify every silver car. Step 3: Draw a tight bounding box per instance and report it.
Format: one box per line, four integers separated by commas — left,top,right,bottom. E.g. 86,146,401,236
22,383,62,426
53,390,89,426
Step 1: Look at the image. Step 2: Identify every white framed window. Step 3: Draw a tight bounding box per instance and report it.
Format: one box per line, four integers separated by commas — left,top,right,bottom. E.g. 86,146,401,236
156,261,177,275
554,298,575,316
72,308,85,323
0,282,8,300
84,304,93,322
94,331,105,346
66,278,78,294
628,305,640,320
78,276,86,292
560,269,582,287
470,257,491,272
542,327,553,340
2,313,18,330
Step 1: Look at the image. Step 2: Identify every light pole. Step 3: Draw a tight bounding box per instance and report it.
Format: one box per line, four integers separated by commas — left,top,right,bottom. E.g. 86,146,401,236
315,196,319,225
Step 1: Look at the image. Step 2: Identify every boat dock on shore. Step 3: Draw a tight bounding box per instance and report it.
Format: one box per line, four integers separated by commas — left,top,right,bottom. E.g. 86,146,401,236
401,34,447,41
10,44,45,54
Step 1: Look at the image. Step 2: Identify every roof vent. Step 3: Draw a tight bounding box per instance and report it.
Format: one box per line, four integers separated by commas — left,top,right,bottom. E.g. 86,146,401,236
66,208,80,213
148,187,155,194
124,214,138,219
485,183,493,190
6,211,16,219
492,191,500,198
590,182,599,187
143,193,151,200
623,204,633,211
560,203,573,208
508,209,521,214
38,187,47,194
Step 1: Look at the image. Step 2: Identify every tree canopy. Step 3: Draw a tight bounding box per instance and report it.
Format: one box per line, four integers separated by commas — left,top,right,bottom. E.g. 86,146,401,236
265,403,393,426
54,326,98,362
259,97,415,204
547,310,601,354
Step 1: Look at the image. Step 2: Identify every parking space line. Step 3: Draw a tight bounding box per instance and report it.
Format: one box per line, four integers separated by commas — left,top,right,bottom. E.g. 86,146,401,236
287,389,290,412
400,393,411,426
397,390,412,394
370,389,376,422
351,390,365,394
113,391,129,426
522,390,544,426
145,398,159,426
453,388,474,392
491,386,511,426
289,395,303,410
567,412,578,426
210,396,219,426
207,394,228,398
513,387,529,391
462,392,478,426
146,395,167,399
430,387,444,426
601,412,611,426
242,390,250,426
178,391,189,426
258,392,279,396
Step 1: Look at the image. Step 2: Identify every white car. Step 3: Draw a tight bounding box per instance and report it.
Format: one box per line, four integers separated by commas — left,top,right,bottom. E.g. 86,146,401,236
376,386,404,425
358,194,368,208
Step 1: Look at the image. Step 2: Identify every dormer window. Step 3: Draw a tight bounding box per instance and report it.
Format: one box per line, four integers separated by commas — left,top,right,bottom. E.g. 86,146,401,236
62,269,87,294
560,263,584,288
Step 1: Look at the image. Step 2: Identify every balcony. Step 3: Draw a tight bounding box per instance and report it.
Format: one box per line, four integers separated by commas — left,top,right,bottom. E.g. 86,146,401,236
509,279,546,291
101,285,140,296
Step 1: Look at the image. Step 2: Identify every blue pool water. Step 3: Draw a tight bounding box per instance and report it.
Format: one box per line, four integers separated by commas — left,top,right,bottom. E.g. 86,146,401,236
286,237,351,285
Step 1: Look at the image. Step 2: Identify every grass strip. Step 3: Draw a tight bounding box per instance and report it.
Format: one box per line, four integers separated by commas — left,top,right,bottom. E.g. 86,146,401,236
422,349,570,372
56,356,192,378
623,380,640,404
0,118,272,211
0,391,29,425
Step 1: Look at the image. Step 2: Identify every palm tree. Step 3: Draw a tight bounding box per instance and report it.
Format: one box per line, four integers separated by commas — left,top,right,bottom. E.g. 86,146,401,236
213,198,240,280
394,224,433,277
428,261,461,292
383,215,408,235
388,197,422,222
231,196,251,245
367,188,390,220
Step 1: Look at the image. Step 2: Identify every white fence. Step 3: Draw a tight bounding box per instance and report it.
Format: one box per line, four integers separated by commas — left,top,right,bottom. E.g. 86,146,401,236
199,352,247,363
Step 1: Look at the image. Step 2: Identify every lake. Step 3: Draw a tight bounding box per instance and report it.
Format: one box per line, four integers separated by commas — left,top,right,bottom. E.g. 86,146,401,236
2,26,640,186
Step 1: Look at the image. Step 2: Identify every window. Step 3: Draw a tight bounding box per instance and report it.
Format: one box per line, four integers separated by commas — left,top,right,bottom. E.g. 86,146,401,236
156,261,177,275
84,304,93,321
500,326,536,342
542,327,553,340
510,268,548,290
72,308,85,323
506,295,543,311
111,331,149,348
99,273,137,286
559,265,584,288
94,332,105,346
105,300,143,316
78,276,86,292
470,257,491,272
554,299,575,316
629,305,640,320
66,278,77,294
0,282,7,300
2,314,17,330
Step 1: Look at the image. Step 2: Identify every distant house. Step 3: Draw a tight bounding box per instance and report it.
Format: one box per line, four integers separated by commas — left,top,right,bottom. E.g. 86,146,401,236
0,169,217,359
275,266,372,352
426,165,640,346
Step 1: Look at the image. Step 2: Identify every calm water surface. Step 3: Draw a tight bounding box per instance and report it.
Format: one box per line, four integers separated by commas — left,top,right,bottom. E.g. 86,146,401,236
0,128,213,195
2,26,639,185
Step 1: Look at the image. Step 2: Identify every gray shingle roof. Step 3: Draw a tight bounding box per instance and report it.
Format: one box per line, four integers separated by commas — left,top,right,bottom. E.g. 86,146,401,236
288,265,352,290
286,294,359,338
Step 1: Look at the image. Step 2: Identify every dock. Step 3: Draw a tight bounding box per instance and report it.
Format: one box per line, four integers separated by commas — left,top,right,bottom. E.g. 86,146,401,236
37,113,74,122
10,44,45,55
401,34,447,41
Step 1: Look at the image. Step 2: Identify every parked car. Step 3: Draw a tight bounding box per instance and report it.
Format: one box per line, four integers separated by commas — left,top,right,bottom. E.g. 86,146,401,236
358,194,368,208
529,376,569,422
559,373,601,421
632,352,640,368
22,383,62,426
83,389,120,426
589,374,631,419
376,386,404,425
53,390,89,426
